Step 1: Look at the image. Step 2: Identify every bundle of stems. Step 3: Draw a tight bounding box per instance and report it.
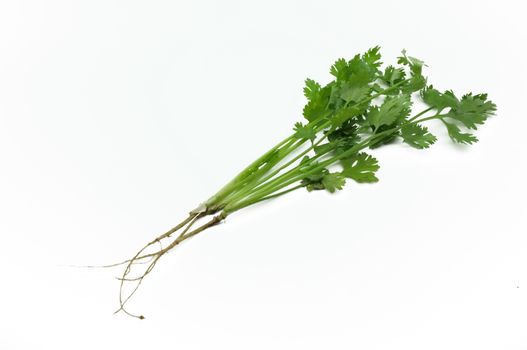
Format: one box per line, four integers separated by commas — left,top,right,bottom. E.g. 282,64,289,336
112,47,496,319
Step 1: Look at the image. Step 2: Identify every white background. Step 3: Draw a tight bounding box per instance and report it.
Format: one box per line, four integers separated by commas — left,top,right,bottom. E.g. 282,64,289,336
1,0,526,349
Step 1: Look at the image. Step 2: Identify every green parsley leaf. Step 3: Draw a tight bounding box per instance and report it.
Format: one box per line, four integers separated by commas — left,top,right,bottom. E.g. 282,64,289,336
303,85,332,122
341,152,380,183
362,46,382,70
443,121,478,144
444,93,496,129
397,49,425,75
400,123,437,149
327,120,359,141
339,83,371,104
330,53,377,85
303,78,321,101
401,73,426,93
420,86,458,111
293,122,316,142
347,54,376,85
330,58,350,81
367,94,412,129
331,106,363,128
325,121,361,154
322,173,346,193
301,168,329,191
382,65,406,87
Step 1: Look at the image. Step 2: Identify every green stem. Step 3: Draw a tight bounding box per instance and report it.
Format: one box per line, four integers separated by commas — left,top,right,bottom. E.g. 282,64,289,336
218,137,306,206
228,131,329,203
244,184,305,207
208,78,409,210
407,106,434,123
205,135,295,208
222,136,337,210
225,111,442,213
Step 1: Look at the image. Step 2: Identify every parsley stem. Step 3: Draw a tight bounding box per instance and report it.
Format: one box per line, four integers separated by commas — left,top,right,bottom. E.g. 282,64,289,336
210,81,408,210
245,184,305,207
407,106,434,123
205,135,296,208
255,132,329,187
218,137,306,206
218,133,330,209
224,109,442,213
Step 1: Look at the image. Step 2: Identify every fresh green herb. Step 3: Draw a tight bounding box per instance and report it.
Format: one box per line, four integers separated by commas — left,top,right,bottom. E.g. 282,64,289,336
113,47,496,319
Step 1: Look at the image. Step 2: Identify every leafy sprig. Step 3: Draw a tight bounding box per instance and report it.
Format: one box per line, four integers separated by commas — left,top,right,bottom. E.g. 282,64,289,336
213,47,495,209
115,47,496,319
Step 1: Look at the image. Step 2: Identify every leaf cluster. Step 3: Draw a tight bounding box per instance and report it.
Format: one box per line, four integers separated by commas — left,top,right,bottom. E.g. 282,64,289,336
294,47,496,194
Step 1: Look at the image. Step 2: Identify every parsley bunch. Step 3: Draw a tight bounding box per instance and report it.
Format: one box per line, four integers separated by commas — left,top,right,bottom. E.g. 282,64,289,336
115,48,496,318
